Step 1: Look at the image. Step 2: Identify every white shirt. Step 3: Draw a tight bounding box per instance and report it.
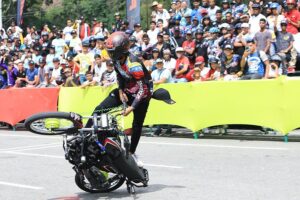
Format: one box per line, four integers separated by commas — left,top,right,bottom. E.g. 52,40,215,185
69,37,82,52
50,67,62,85
163,58,176,73
52,38,66,57
207,6,220,22
156,9,170,27
249,14,267,35
267,15,285,32
94,63,107,80
147,29,159,45
200,67,210,78
63,26,73,42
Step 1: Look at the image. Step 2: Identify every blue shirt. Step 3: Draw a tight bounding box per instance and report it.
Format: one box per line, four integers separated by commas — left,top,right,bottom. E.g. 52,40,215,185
246,51,266,76
26,68,38,81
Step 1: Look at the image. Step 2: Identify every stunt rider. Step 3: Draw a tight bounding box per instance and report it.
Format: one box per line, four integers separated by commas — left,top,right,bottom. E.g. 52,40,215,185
85,32,153,167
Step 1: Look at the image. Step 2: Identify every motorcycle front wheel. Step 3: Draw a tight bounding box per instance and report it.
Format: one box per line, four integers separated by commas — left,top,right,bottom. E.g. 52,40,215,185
75,172,125,193
25,112,81,135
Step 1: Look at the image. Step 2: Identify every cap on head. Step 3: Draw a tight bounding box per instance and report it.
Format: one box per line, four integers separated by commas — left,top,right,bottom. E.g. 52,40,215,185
195,56,205,65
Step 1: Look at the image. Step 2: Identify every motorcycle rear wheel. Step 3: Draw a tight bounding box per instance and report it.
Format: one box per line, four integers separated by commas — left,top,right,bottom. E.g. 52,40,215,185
75,172,125,193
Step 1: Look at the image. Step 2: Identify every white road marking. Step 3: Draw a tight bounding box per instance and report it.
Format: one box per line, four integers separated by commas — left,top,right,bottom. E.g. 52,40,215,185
4,151,64,159
2,151,183,169
141,141,289,151
0,143,61,152
144,163,183,169
11,145,61,152
0,181,43,190
0,133,61,139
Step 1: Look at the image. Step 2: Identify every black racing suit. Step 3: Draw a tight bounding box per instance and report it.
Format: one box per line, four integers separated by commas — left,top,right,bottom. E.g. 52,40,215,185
86,53,153,154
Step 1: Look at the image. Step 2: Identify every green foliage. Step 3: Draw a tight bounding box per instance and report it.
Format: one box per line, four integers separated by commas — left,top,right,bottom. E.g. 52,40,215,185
2,0,251,30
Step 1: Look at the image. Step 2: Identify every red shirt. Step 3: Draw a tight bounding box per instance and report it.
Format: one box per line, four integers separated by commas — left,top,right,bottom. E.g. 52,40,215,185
175,56,190,79
285,9,300,34
182,40,196,51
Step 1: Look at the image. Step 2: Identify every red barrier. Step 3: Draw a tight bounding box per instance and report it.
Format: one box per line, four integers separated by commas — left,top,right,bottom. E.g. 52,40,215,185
0,88,60,126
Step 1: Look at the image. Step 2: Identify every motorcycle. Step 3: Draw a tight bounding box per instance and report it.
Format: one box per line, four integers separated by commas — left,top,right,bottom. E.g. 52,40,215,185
24,105,149,194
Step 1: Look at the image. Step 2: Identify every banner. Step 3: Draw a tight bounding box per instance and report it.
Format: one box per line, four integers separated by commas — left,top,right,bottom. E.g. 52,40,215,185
58,77,300,135
17,0,25,26
0,88,59,126
126,0,141,29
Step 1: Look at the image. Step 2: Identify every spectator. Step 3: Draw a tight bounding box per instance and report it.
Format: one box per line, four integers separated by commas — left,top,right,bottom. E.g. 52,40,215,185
66,56,80,76
52,30,66,57
163,49,176,74
172,47,189,83
207,0,220,22
69,30,82,53
73,41,94,84
151,58,172,84
36,58,48,87
265,54,281,79
220,44,241,81
78,16,91,40
99,60,117,87
221,0,232,18
147,21,159,45
173,26,185,47
129,36,140,56
267,3,285,33
15,62,27,88
80,71,98,88
284,0,300,35
240,39,270,80
205,57,221,81
192,56,210,81
48,57,62,86
132,23,144,44
254,18,272,54
276,19,296,73
93,54,106,81
141,34,152,52
156,4,170,28
0,61,18,88
191,0,202,22
249,4,266,35
63,67,79,87
63,19,74,45
112,12,123,32
234,23,252,56
195,29,208,60
25,60,39,87
232,0,248,19
182,30,196,65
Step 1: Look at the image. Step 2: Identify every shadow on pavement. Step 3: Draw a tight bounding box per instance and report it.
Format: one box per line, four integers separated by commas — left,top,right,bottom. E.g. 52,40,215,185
48,184,185,200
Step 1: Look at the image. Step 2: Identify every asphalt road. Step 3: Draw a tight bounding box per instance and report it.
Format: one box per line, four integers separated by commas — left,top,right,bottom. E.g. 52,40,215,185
0,130,300,200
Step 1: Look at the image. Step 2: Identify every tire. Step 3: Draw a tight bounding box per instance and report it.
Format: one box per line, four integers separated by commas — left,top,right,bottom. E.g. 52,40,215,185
25,112,81,135
75,173,125,193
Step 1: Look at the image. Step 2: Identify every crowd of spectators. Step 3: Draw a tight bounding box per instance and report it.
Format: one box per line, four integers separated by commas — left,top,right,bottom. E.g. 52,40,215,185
1,0,300,89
